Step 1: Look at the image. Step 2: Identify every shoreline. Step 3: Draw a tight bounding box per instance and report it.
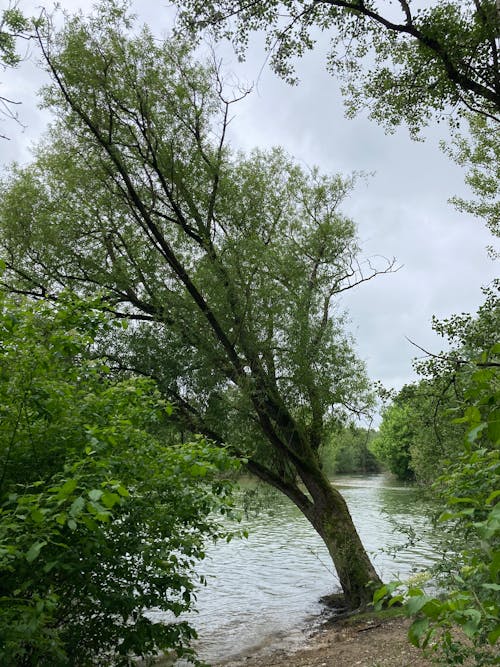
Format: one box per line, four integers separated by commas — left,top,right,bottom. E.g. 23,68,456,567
211,612,435,667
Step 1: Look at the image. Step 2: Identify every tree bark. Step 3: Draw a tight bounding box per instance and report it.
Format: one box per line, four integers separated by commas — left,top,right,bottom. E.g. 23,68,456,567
297,464,382,609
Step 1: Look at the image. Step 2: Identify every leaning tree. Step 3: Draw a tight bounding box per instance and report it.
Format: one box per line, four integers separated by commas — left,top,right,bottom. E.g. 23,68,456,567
0,4,395,608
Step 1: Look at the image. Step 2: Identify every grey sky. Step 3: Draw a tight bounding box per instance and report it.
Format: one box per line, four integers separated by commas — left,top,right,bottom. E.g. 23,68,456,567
1,0,498,402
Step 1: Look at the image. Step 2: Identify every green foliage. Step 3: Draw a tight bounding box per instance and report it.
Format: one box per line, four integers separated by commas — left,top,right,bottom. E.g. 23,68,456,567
0,4,375,483
0,291,238,665
373,380,466,484
370,403,415,481
0,6,29,68
0,1,385,607
373,288,499,484
320,424,379,476
374,345,500,665
0,4,40,136
447,114,500,247
175,0,500,135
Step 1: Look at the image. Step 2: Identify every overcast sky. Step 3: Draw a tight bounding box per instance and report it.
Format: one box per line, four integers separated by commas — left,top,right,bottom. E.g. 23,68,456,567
1,0,498,404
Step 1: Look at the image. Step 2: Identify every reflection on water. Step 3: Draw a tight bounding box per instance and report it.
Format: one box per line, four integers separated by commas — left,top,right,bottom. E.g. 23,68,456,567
153,474,438,665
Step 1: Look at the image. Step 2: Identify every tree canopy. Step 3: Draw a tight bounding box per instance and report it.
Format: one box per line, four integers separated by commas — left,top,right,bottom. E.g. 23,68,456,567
176,0,500,136
0,3,394,608
0,4,36,138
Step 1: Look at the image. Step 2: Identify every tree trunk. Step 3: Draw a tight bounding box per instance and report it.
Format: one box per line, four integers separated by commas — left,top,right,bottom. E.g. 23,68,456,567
298,465,383,610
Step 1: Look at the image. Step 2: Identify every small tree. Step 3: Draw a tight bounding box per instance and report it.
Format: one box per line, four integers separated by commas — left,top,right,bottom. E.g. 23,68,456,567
0,290,237,665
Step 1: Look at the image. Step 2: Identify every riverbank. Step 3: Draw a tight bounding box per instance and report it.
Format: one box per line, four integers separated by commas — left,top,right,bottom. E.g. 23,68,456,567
215,614,434,667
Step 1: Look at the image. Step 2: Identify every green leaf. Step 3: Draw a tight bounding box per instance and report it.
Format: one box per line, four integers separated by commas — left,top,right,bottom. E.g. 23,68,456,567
69,496,85,517
481,583,500,591
26,541,47,563
56,512,67,525
487,412,500,443
406,594,434,616
373,585,388,605
408,617,430,647
101,491,120,509
82,515,97,531
56,478,78,499
30,508,45,523
486,490,500,505
88,489,103,502
420,599,442,620
462,618,481,638
488,624,500,645
448,496,476,505
388,594,404,607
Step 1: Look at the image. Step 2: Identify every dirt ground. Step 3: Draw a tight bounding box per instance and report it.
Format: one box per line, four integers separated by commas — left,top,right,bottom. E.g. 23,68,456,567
216,616,435,667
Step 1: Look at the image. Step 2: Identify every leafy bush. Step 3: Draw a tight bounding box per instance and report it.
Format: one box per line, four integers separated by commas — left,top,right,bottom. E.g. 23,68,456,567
374,345,500,665
0,291,238,665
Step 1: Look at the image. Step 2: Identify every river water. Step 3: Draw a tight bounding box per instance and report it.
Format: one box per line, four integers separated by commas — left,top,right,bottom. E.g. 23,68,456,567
152,474,439,665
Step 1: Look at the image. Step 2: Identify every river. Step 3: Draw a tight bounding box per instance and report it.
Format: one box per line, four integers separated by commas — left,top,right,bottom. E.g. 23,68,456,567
150,473,439,665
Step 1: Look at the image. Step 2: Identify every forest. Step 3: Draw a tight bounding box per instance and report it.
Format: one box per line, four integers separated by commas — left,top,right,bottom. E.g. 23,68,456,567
0,1,498,665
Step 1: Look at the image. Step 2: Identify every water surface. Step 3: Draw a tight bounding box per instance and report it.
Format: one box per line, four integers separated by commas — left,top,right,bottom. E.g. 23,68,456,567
153,474,438,665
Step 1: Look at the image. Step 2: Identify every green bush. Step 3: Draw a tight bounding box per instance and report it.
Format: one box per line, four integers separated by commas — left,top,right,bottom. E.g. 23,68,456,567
0,291,238,665
374,345,500,665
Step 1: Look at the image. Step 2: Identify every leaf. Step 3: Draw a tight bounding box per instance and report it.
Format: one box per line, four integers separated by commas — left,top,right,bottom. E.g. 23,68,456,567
408,617,430,647
406,594,434,616
487,412,500,444
26,541,46,563
448,496,476,505
388,594,404,607
30,508,44,523
101,491,120,509
486,490,500,505
116,484,129,497
420,599,442,620
82,515,97,531
488,624,500,645
373,585,388,605
88,489,103,502
69,496,85,517
55,478,78,499
462,618,480,639
464,406,482,423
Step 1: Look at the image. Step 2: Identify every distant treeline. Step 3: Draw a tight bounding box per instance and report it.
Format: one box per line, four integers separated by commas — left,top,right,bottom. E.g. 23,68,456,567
320,425,381,476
